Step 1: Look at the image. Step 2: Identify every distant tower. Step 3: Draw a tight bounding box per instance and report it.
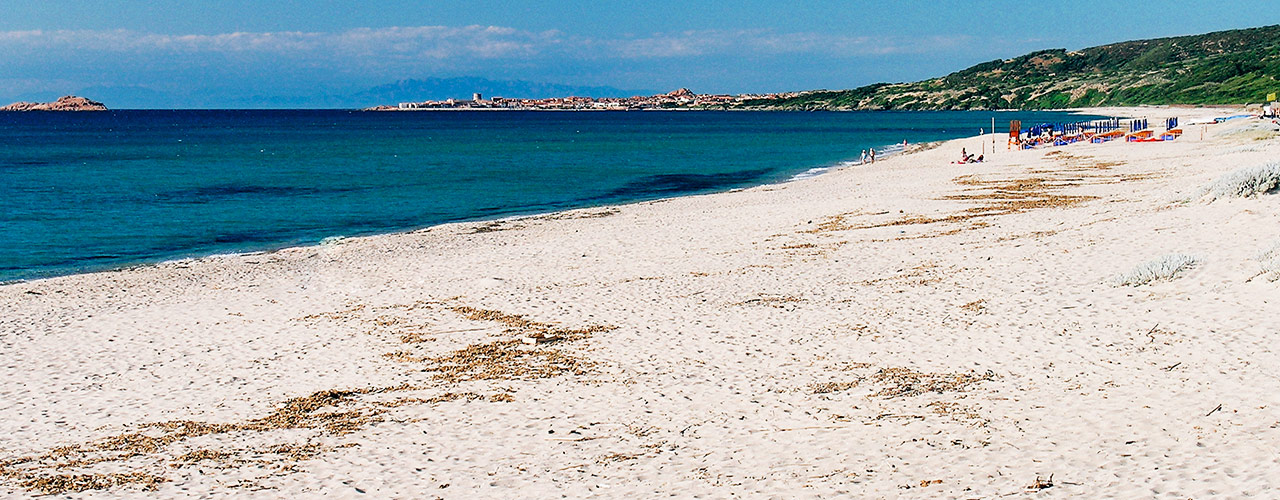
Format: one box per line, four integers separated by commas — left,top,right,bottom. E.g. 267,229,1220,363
473,93,483,102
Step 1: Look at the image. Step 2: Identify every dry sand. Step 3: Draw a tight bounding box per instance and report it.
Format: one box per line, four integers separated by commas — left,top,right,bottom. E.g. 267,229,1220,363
2,107,1278,498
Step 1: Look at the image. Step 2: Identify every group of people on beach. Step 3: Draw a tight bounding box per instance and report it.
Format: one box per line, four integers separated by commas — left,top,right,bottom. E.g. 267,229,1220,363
858,140,910,165
861,143,982,166
860,140,921,166
952,148,984,164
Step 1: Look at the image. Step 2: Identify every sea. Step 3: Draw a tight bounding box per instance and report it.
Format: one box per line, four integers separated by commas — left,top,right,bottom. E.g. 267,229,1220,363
0,109,1095,282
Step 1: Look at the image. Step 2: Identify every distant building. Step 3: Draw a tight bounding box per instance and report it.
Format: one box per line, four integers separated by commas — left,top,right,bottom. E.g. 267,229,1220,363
473,93,483,102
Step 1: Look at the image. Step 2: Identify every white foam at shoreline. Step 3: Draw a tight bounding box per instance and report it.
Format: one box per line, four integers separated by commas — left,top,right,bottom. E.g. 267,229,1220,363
786,142,908,182
788,165,836,181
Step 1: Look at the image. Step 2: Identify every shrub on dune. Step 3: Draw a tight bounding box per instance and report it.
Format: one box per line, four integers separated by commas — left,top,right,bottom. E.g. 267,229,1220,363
1258,241,1280,282
1111,254,1200,286
1199,163,1280,200
1221,144,1266,154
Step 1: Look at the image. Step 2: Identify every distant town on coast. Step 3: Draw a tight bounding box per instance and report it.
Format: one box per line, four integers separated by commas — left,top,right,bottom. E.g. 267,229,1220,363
369,88,805,111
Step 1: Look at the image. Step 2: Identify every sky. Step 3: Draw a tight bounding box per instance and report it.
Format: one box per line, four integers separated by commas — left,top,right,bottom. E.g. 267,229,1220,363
0,1,1274,107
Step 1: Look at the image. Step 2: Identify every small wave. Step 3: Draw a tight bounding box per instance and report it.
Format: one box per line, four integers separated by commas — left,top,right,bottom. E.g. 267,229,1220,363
786,141,913,182
864,142,907,160
789,166,834,181
859,142,909,162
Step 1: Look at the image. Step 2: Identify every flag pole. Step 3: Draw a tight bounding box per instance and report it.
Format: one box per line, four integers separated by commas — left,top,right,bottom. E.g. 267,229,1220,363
991,117,996,157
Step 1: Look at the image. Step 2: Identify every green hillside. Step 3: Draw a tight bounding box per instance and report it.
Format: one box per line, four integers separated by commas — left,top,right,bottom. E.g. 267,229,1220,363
736,25,1280,110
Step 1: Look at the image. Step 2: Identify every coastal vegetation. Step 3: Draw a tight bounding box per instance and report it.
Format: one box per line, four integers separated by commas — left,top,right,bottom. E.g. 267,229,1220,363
732,25,1280,110
1259,241,1280,282
1197,162,1280,199
1112,254,1201,286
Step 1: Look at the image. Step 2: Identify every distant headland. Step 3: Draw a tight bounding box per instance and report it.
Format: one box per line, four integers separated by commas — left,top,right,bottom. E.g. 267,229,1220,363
1,95,107,112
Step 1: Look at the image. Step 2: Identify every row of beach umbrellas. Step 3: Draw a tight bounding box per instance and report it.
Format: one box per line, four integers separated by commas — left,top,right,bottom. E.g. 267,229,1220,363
1020,117,1175,138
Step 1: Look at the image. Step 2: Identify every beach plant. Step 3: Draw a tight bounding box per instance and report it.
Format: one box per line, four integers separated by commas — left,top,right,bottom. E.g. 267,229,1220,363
1214,122,1280,142
1258,240,1280,282
1111,254,1200,286
1221,144,1266,154
1198,163,1280,200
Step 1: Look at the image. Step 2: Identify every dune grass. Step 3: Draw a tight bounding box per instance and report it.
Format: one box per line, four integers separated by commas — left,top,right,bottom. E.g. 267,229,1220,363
1258,241,1280,282
1112,254,1200,286
1221,144,1267,154
1199,163,1280,200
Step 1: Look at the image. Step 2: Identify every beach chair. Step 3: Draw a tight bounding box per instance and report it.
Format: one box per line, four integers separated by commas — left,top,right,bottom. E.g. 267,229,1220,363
1125,130,1153,142
1092,130,1123,143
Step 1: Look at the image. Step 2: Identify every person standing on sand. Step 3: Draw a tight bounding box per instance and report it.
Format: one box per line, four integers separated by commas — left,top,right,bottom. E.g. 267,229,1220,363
860,149,867,165
869,148,876,163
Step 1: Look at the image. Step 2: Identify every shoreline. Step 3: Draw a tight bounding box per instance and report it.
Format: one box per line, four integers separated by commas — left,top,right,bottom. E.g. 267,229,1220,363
0,133,919,286
0,105,1217,286
3,105,1277,497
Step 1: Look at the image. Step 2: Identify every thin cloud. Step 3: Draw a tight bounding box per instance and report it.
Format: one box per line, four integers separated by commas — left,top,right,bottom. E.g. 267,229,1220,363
602,30,966,58
0,26,984,101
0,26,965,61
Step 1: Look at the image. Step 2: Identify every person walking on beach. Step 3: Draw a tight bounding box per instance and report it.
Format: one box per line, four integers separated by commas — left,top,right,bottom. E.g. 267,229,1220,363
869,148,876,163
860,149,868,165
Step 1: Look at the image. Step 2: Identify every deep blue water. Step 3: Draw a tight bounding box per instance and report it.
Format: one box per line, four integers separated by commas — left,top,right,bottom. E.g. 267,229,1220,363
0,109,1092,282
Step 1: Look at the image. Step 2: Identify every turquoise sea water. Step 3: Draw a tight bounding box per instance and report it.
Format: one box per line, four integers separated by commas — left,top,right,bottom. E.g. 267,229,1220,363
0,110,1093,282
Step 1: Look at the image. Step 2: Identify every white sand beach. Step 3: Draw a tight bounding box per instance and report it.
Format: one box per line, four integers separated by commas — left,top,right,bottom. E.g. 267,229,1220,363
2,107,1279,498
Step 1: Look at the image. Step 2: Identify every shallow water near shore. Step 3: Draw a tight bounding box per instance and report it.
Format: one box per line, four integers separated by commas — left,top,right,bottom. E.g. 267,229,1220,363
0,109,1092,281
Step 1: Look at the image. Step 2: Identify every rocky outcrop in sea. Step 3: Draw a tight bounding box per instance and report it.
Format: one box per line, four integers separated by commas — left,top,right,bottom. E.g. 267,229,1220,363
1,95,107,111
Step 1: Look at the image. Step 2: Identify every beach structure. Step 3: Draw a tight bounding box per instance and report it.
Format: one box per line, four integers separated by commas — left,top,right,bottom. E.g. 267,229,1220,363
1009,116,1182,149
1125,119,1153,142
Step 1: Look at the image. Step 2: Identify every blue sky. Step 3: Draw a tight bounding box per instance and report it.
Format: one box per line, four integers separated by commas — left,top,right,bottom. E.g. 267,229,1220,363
0,1,1272,107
